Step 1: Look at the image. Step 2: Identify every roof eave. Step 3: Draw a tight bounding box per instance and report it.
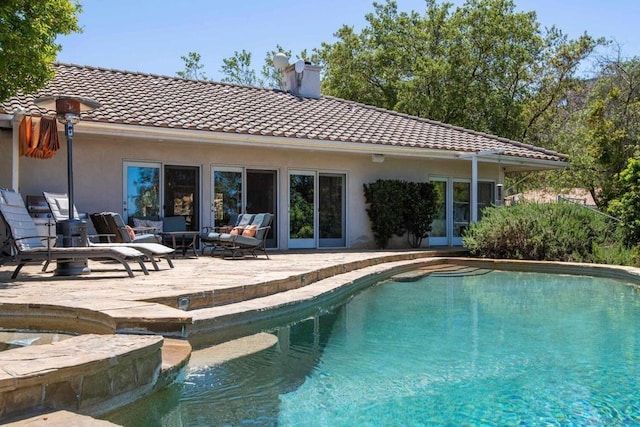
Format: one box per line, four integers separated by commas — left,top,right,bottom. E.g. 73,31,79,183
76,121,566,169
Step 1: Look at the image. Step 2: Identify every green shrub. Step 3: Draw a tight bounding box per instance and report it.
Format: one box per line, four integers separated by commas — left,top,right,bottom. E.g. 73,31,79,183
363,179,437,249
464,201,637,265
403,182,437,248
363,180,407,248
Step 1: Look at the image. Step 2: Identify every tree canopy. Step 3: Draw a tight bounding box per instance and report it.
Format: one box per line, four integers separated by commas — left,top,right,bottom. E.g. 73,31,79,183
176,52,209,80
215,45,312,89
317,0,603,142
0,0,82,102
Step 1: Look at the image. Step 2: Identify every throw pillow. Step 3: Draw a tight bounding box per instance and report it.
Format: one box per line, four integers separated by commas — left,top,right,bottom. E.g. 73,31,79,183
125,225,136,240
242,225,258,237
132,218,145,228
230,227,244,235
147,220,163,234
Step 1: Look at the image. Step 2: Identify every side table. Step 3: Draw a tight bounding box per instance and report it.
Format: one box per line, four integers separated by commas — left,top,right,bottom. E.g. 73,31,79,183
159,231,199,258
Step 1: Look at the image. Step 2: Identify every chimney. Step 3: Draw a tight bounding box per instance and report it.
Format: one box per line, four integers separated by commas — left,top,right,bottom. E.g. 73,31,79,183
282,62,321,99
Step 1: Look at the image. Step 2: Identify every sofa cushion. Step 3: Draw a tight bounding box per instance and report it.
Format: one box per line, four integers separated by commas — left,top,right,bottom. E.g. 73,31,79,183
232,235,260,247
201,231,222,241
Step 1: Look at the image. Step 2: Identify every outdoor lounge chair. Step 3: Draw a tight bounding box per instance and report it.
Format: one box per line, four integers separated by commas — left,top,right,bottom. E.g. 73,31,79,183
42,193,174,270
200,213,254,256
103,212,162,244
216,213,273,259
0,189,148,279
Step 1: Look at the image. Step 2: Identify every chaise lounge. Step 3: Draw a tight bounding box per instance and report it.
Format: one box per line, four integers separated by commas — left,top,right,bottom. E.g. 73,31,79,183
0,189,148,279
42,192,174,270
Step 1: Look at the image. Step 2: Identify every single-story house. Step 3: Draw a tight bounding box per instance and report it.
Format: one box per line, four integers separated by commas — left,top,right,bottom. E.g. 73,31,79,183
0,62,567,249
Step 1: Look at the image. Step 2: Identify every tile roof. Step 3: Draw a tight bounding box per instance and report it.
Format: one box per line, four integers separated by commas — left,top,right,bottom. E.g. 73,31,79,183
1,63,566,163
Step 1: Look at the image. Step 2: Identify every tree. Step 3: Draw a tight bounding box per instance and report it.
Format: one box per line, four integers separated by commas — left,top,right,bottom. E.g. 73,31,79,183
609,157,640,246
176,52,208,80
0,0,82,102
218,45,313,89
317,0,601,141
535,57,640,208
220,49,259,86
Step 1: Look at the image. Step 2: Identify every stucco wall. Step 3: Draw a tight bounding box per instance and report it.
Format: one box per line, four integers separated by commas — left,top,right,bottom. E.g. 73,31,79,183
4,128,503,250
0,129,13,190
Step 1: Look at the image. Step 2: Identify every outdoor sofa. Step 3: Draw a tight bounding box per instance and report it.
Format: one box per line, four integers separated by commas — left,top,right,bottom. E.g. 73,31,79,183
200,213,273,259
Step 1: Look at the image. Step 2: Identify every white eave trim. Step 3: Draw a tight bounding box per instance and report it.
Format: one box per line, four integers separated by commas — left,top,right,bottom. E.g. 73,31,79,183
76,120,567,169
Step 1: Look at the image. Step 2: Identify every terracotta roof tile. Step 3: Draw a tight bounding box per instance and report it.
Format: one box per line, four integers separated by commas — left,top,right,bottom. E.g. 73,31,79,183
0,63,567,162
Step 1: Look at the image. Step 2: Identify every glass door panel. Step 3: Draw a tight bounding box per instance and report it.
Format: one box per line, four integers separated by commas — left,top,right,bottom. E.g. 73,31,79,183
429,179,448,246
289,171,316,249
453,181,470,244
477,182,494,221
319,174,346,248
123,162,161,223
164,165,199,231
247,169,278,248
212,169,243,228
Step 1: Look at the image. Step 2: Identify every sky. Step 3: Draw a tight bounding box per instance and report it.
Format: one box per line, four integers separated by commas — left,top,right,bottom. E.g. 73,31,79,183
56,0,640,81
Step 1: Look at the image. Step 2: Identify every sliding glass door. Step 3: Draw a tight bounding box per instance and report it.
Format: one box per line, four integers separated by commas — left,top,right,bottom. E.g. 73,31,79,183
247,169,278,248
289,171,316,249
212,166,278,248
212,168,243,228
124,162,200,230
319,174,346,248
428,179,448,246
452,180,470,246
288,171,346,249
429,177,493,246
123,161,161,222
164,165,200,231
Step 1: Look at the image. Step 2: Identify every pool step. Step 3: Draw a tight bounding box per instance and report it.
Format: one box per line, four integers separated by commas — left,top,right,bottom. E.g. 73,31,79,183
430,267,491,277
392,264,490,282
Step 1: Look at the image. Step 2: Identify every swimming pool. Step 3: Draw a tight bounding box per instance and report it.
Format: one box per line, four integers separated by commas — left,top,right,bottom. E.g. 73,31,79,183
105,270,640,426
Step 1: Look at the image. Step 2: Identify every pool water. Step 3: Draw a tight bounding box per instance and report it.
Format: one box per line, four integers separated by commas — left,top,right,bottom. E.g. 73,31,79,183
105,271,640,426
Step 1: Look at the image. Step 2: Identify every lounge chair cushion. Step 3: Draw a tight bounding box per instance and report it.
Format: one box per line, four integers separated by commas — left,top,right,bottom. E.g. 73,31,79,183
42,192,80,220
3,191,25,207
